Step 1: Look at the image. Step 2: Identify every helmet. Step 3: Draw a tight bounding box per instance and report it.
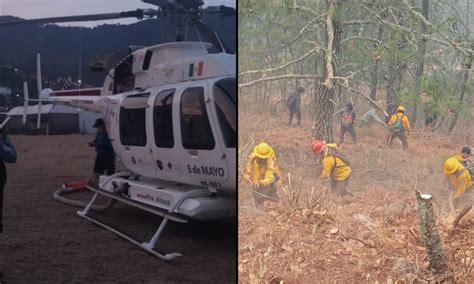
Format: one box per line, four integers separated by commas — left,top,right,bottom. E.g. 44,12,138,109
444,157,460,175
397,105,406,112
254,142,273,159
311,140,326,155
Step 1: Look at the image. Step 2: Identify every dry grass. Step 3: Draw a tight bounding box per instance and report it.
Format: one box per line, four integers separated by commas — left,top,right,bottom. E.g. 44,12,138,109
239,97,474,283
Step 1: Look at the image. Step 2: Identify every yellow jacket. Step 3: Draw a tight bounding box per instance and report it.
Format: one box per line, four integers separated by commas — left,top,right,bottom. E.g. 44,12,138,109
444,159,472,198
245,153,281,187
388,113,411,132
321,144,351,181
452,154,465,163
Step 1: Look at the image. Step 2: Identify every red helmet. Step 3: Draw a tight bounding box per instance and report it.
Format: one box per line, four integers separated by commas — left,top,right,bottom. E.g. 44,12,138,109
311,140,325,155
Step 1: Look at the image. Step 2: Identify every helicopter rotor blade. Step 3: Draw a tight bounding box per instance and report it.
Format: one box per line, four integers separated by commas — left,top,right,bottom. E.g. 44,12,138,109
202,6,236,17
0,9,160,26
142,0,204,10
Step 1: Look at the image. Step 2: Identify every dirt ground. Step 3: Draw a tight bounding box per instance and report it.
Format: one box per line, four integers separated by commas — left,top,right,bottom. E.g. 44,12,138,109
238,103,474,283
0,135,236,283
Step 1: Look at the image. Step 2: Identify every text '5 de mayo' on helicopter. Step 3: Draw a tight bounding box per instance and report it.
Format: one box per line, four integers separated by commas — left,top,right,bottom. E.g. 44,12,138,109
0,0,236,261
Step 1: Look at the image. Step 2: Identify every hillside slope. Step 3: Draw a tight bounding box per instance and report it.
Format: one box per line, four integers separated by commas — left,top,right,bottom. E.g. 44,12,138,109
238,107,474,283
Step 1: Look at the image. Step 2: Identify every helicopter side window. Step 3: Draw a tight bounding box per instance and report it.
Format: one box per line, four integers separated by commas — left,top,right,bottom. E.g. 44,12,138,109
213,78,236,148
180,87,215,150
143,51,153,71
120,94,149,146
114,54,135,94
154,89,174,148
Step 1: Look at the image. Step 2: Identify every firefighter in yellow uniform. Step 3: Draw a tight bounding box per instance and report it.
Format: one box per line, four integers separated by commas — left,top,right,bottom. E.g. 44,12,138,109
311,140,353,196
387,105,411,148
245,142,281,207
444,156,473,209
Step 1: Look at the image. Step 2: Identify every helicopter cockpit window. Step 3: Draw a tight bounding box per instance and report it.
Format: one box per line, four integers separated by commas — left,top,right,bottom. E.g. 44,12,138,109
143,51,153,71
213,77,236,148
154,89,174,148
114,54,135,94
120,94,149,146
180,87,215,150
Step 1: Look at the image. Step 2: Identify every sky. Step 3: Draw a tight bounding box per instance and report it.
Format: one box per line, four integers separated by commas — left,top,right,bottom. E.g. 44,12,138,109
0,0,236,27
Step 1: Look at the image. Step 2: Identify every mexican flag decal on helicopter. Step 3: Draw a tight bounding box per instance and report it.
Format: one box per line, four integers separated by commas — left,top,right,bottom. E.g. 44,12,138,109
189,62,204,77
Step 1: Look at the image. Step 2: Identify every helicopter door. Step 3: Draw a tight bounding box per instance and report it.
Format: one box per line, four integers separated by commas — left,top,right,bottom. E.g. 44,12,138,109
177,85,229,190
118,93,156,176
207,78,236,189
149,88,177,181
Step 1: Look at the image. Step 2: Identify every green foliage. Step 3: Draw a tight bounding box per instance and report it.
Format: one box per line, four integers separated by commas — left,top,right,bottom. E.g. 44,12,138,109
419,75,463,117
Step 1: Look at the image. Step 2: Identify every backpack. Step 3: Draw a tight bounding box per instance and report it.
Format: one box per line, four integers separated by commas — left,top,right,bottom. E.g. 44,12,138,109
341,112,354,127
389,117,405,133
463,160,474,176
1,137,16,164
327,147,351,166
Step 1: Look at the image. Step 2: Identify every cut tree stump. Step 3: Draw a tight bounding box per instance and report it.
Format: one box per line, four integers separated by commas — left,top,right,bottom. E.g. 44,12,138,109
415,191,447,273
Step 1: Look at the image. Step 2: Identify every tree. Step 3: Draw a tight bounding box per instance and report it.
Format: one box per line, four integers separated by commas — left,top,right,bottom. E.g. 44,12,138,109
313,0,341,142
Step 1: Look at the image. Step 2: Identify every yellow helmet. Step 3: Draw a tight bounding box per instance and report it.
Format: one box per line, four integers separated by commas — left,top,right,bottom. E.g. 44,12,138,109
254,142,274,159
397,105,406,112
444,157,460,175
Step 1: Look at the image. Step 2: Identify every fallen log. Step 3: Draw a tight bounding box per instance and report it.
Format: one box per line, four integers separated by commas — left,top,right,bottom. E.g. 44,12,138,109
415,191,447,273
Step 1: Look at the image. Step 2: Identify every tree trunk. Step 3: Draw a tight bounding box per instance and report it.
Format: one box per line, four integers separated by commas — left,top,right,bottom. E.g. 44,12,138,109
448,42,473,132
313,0,340,142
415,191,447,273
369,26,384,101
412,0,429,125
385,64,403,115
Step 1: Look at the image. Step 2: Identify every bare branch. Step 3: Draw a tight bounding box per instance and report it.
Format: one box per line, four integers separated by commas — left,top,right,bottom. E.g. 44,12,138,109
358,2,474,55
239,46,321,76
342,20,373,26
342,36,389,49
244,13,326,56
239,74,320,88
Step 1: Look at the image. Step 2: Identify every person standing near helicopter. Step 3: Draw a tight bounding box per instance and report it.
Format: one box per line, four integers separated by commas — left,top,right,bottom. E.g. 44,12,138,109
88,118,115,186
0,126,16,284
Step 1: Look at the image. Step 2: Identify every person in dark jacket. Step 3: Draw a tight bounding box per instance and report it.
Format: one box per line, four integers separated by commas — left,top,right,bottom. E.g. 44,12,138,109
88,118,115,186
0,128,7,235
339,102,357,144
0,126,13,282
286,86,304,126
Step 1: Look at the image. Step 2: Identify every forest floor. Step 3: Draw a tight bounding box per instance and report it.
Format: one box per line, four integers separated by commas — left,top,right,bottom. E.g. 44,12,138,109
238,106,474,283
0,135,236,283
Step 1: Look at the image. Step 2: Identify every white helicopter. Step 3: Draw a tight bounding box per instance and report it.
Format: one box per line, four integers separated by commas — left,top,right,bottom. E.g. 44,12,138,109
0,0,236,261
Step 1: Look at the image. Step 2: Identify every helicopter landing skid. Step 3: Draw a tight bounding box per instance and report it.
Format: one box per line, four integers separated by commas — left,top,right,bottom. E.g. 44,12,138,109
76,172,223,261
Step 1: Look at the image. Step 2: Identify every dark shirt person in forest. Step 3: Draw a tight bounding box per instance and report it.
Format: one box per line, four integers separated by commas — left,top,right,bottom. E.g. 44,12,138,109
286,86,304,126
339,102,357,144
88,118,115,186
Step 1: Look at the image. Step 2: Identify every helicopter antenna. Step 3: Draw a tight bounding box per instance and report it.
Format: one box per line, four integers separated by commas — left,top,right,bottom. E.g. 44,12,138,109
194,26,207,53
213,31,227,54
